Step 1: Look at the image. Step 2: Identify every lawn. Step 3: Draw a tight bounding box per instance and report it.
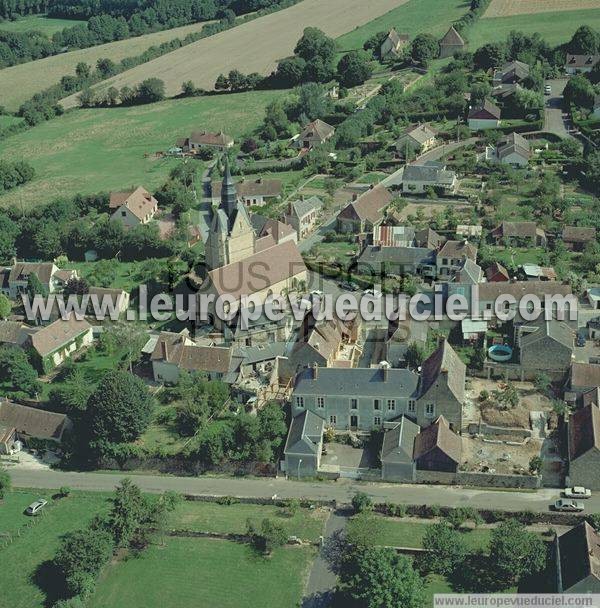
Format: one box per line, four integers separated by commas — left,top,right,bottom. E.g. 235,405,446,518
0,114,25,129
0,14,85,36
171,501,329,542
0,489,111,608
468,8,600,48
336,0,468,52
0,89,283,209
89,537,315,608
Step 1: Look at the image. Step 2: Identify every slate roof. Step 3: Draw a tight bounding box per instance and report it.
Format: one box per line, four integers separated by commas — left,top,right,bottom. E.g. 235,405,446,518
457,258,483,284
29,316,91,357
563,226,596,244
206,239,306,300
565,54,600,69
438,240,478,262
294,367,419,399
492,221,542,240
0,399,68,441
0,321,27,345
413,416,462,464
338,185,394,224
494,60,530,82
558,522,600,591
440,26,465,47
414,228,445,249
477,281,572,301
569,404,600,461
519,319,573,351
212,177,282,199
497,132,531,160
402,164,456,186
284,410,325,455
9,262,55,286
298,119,335,143
381,416,420,462
399,123,436,146
468,99,501,120
384,28,409,49
290,196,323,219
419,342,465,403
358,245,435,269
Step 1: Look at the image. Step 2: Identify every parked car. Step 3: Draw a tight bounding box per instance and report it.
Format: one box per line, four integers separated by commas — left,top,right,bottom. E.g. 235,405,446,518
363,288,382,299
554,498,584,512
563,486,592,499
576,332,586,347
25,499,48,516
310,290,323,298
544,84,552,95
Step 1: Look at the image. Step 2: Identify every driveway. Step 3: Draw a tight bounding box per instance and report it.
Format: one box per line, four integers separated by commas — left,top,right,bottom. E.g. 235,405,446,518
544,78,573,140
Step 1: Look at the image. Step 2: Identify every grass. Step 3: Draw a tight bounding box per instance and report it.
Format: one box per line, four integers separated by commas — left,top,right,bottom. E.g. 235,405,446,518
0,489,112,608
89,537,315,608
336,0,468,52
0,14,85,36
0,89,284,209
170,501,328,542
0,19,218,112
0,115,25,129
63,260,155,292
468,8,600,48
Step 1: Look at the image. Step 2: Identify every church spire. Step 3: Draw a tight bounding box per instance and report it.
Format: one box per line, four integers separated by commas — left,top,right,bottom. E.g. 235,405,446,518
220,155,237,220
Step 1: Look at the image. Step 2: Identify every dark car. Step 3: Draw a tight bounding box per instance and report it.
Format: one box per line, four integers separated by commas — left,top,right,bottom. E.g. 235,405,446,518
577,332,586,347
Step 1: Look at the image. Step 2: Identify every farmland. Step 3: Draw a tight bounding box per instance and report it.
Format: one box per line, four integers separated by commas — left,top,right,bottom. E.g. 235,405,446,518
59,0,408,109
336,0,468,52
0,14,84,36
0,19,217,112
469,6,600,48
483,0,600,19
0,89,283,209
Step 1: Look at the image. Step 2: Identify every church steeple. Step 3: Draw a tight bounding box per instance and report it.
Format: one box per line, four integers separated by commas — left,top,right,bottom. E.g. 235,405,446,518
220,156,238,221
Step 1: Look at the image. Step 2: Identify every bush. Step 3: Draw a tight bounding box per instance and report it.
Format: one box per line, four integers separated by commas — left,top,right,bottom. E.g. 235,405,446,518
351,491,373,514
59,486,72,498
215,496,239,506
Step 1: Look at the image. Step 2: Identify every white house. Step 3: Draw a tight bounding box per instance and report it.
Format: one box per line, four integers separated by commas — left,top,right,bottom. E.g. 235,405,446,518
380,28,409,61
401,162,457,194
565,54,600,75
282,196,323,239
396,123,437,158
485,132,531,167
110,186,158,228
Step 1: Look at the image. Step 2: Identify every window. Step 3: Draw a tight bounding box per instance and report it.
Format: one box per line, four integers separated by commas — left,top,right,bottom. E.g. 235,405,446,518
408,399,416,413
350,398,358,410
296,396,304,408
330,415,337,425
387,399,396,411
373,399,381,410
425,403,435,417
317,397,325,409
442,258,449,265
374,416,381,426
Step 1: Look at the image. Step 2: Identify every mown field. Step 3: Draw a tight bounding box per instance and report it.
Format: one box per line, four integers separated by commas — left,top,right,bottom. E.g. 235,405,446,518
336,0,467,52
0,89,283,209
483,0,600,18
469,6,600,47
0,19,216,112
59,0,407,108
0,14,84,35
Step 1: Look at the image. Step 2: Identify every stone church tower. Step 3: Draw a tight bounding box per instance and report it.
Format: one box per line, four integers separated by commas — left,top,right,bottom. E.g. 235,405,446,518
205,158,255,270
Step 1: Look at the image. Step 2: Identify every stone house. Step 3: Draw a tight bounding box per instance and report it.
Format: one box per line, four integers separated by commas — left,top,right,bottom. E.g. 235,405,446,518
439,26,465,59
493,60,530,85
491,221,547,247
27,316,93,373
380,28,409,61
87,287,130,318
515,319,574,374
456,258,484,284
251,215,297,245
567,404,600,490
283,409,325,478
436,240,478,280
396,123,437,158
282,196,323,239
178,130,234,151
0,399,71,454
356,245,437,279
485,262,510,282
468,99,501,130
292,119,335,150
413,415,462,472
110,186,158,228
211,177,283,209
485,132,531,167
565,363,600,406
400,162,457,194
380,416,420,482
562,226,596,252
556,521,600,592
3,261,76,300
565,54,600,75
415,342,465,430
336,185,394,234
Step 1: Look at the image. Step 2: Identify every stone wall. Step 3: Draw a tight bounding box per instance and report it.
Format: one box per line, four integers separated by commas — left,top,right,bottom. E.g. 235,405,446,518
467,421,532,440
415,469,541,489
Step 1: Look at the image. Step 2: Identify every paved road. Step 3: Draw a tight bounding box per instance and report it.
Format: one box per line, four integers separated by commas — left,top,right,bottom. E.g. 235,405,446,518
8,468,589,513
544,78,573,140
302,510,348,608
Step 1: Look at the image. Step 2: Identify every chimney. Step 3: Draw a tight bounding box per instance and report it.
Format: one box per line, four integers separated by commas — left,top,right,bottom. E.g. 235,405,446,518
312,363,319,380
161,340,168,360
379,361,390,381
352,193,358,202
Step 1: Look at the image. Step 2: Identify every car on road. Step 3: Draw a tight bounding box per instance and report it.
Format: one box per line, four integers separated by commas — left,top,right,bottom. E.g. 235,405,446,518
363,288,382,299
563,486,592,499
25,499,48,516
554,498,584,512
576,333,586,347
338,281,359,292
544,84,552,95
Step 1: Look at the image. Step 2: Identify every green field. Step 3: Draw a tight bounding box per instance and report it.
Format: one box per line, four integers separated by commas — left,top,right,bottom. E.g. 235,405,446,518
0,114,24,129
0,14,85,36
171,501,328,542
89,537,314,608
336,0,467,52
468,8,600,48
0,90,284,209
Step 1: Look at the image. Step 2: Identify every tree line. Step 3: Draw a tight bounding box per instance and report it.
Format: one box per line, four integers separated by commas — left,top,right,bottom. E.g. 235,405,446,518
0,159,34,193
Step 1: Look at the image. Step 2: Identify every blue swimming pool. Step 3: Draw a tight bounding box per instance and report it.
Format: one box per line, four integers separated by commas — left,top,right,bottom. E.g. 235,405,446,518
488,344,513,362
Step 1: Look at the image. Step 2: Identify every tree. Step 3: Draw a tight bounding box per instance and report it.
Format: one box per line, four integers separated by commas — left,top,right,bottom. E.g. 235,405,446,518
26,271,48,299
86,370,153,446
529,456,542,474
0,214,19,262
489,519,547,588
514,87,544,114
351,491,373,513
474,41,507,71
493,382,519,409
63,276,89,297
0,345,41,396
0,294,10,319
363,31,389,59
422,522,467,575
0,466,10,500
291,82,331,121
294,27,336,65
567,25,600,55
534,372,551,395
410,34,440,66
228,69,247,92
563,75,596,109
181,80,196,96
78,88,97,108
109,478,149,547
558,138,582,159
275,56,306,86
405,341,427,369
247,518,287,555
341,546,425,608
135,78,165,103
337,50,373,88
75,62,91,79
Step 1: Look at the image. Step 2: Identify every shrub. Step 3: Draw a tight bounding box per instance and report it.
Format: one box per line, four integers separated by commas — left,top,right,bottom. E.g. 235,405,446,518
216,496,239,506
351,491,373,514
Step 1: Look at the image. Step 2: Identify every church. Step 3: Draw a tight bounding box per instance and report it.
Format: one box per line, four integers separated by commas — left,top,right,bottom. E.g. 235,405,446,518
200,159,308,334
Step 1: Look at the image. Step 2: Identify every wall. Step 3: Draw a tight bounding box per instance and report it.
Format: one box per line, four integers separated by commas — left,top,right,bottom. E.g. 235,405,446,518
467,421,532,440
415,469,541,489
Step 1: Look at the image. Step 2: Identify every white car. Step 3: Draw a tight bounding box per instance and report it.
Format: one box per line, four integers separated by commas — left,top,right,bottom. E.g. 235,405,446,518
363,288,382,299
563,486,592,499
544,84,552,95
554,499,584,512
25,499,48,516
